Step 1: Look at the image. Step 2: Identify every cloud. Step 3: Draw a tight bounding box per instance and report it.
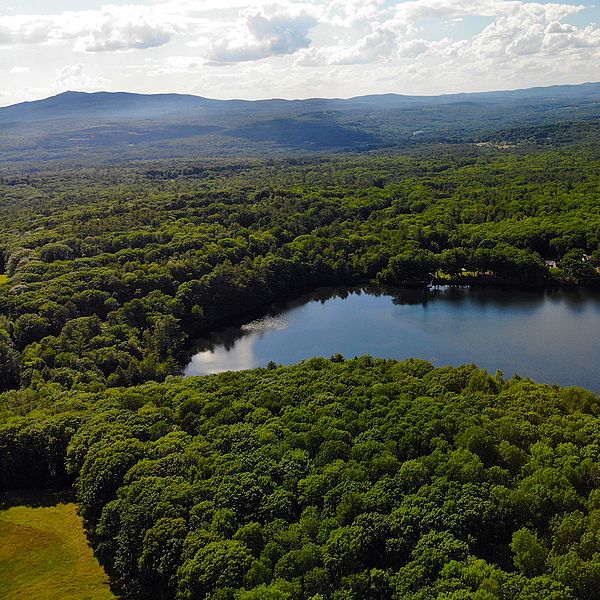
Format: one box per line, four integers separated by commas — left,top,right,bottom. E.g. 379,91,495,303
206,4,318,63
451,2,597,60
0,14,61,45
9,66,30,73
361,0,600,67
543,21,600,52
392,0,525,24
297,25,395,66
330,27,396,65
149,55,205,74
396,38,437,59
56,63,108,88
288,0,600,101
73,6,179,52
324,0,388,28
2,0,600,105
0,5,182,52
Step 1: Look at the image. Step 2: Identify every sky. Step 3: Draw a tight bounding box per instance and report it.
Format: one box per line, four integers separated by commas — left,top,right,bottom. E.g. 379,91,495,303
1,0,600,106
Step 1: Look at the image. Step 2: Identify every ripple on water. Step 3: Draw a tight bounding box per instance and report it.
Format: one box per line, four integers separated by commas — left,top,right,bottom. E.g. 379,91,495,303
241,316,289,332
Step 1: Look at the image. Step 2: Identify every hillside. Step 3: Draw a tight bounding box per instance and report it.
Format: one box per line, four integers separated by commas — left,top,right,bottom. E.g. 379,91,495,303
2,83,600,164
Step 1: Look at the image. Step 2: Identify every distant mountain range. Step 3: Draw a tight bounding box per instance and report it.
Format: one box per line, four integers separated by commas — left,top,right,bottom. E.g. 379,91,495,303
1,82,600,165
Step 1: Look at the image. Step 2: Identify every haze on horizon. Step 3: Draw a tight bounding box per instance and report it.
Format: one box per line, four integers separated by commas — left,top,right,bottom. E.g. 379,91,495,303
1,0,600,107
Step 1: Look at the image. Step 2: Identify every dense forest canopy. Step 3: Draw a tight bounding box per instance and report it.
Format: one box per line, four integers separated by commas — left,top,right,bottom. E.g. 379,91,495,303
0,146,599,397
1,358,600,599
1,130,600,599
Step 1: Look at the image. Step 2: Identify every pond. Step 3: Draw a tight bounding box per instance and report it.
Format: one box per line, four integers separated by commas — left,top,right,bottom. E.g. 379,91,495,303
184,285,600,392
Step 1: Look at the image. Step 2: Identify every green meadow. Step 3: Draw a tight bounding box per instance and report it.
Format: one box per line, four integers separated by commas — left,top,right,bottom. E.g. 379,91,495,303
0,502,116,600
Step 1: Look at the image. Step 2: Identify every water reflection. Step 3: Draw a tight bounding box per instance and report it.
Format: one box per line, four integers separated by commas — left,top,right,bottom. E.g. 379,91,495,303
186,336,258,374
184,285,600,392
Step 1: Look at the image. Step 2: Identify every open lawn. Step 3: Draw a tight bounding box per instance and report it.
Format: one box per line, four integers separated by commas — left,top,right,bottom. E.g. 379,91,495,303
0,503,116,600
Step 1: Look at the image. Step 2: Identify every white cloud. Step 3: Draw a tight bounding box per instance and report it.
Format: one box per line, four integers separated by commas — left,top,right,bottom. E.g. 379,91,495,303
391,0,502,24
292,0,600,70
56,63,108,88
297,25,395,66
0,14,61,45
73,6,180,52
150,55,204,74
396,38,437,59
447,2,597,60
329,27,396,65
206,4,318,63
543,21,600,51
324,0,389,28
0,4,183,52
1,0,600,105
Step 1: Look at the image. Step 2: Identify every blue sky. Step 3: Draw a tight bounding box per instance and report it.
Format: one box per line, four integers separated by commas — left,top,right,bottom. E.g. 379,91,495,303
1,0,600,106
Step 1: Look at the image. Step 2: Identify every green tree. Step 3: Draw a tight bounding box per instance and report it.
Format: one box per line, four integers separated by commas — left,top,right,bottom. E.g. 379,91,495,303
511,528,549,578
177,540,253,599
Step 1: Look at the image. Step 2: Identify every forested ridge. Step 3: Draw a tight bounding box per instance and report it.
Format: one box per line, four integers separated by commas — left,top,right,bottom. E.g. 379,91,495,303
1,142,600,599
1,147,600,396
3,85,600,163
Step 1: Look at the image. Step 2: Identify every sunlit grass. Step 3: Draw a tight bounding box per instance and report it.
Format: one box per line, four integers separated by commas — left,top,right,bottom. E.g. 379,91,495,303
0,503,116,600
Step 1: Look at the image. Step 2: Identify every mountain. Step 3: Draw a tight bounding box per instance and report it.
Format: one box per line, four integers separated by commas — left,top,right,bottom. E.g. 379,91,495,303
1,83,600,165
0,91,219,124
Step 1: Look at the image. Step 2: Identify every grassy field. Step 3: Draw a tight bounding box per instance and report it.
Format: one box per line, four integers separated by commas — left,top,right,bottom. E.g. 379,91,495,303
0,502,116,600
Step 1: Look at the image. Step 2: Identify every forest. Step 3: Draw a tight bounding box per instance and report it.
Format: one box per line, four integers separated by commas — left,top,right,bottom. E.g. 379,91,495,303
1,358,600,599
1,141,600,599
1,146,600,397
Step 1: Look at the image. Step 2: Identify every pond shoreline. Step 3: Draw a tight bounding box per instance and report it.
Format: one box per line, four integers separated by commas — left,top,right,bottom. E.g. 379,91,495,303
183,283,600,392
183,276,598,360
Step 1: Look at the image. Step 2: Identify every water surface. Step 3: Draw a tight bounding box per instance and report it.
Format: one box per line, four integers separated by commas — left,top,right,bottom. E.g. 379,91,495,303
184,286,600,392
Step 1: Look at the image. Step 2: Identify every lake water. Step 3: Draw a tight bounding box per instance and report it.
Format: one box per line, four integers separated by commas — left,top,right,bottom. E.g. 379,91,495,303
184,285,600,392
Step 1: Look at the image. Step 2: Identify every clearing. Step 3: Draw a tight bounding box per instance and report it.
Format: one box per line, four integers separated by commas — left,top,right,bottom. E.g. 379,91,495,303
0,502,116,600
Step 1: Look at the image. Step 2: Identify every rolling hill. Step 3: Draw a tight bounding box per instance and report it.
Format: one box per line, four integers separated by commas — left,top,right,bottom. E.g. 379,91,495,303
1,82,600,164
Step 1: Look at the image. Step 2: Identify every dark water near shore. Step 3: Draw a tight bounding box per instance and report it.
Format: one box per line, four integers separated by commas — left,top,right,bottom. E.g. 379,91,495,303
184,285,600,392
